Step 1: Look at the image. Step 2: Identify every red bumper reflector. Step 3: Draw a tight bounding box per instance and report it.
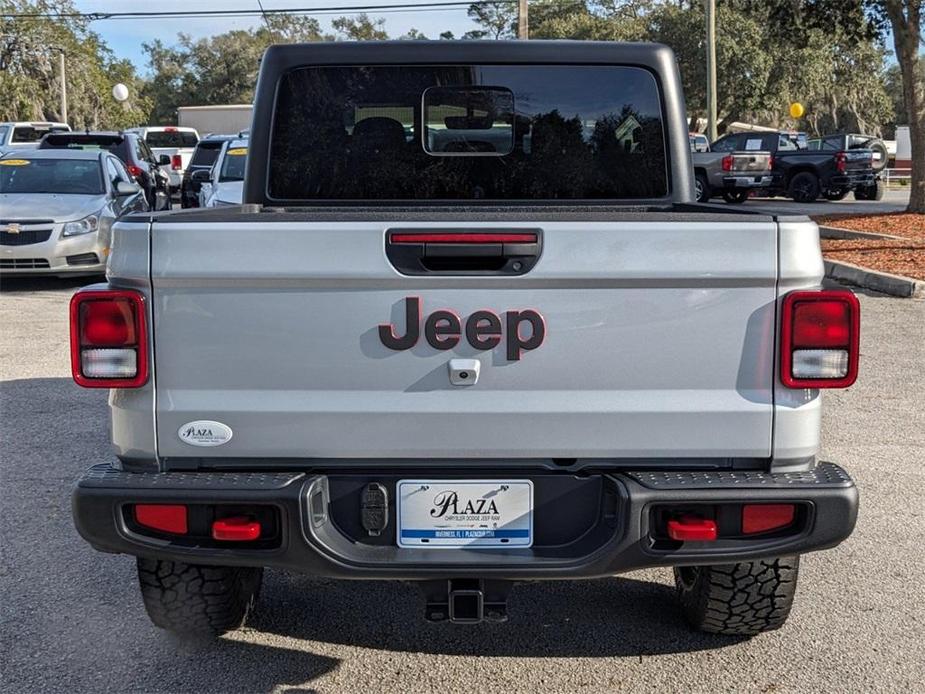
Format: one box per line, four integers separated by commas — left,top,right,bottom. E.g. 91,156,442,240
667,516,717,542
134,504,188,534
742,504,796,534
390,233,537,244
212,516,262,541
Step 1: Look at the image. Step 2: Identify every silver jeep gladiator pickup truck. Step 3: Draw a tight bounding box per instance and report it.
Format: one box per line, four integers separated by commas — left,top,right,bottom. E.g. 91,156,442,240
71,41,859,638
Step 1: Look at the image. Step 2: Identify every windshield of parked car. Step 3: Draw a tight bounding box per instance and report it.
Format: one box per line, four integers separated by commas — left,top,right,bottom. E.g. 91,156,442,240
145,130,198,148
219,147,247,181
269,64,668,201
0,158,104,194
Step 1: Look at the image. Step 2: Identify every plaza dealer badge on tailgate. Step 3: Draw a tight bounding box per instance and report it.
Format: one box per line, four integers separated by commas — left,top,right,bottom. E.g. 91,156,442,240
178,420,233,447
397,480,533,548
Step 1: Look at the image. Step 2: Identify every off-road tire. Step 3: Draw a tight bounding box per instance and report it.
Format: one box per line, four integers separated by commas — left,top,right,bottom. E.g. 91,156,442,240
137,558,263,637
673,556,800,636
788,172,820,202
854,180,885,201
695,172,711,203
722,190,749,204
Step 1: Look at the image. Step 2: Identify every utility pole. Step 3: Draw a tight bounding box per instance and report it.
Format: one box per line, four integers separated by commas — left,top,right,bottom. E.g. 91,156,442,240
518,0,528,39
704,0,717,141
58,51,68,124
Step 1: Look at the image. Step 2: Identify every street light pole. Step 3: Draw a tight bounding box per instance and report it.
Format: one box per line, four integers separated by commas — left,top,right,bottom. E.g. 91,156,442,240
704,0,717,141
58,51,68,124
518,0,528,39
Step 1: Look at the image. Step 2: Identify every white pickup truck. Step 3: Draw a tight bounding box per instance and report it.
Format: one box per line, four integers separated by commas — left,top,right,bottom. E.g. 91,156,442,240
71,41,859,640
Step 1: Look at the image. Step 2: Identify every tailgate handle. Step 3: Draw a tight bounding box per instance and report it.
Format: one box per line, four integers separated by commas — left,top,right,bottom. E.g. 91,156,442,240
386,231,542,275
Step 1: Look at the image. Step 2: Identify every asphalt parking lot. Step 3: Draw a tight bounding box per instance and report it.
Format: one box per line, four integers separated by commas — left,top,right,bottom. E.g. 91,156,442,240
739,188,910,217
1,276,923,693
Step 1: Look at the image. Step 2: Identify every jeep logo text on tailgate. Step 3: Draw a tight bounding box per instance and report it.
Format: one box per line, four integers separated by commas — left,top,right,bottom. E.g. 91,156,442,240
379,297,545,360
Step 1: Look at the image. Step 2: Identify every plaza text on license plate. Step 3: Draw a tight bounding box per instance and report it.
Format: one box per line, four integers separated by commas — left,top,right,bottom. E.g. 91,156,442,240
396,480,533,548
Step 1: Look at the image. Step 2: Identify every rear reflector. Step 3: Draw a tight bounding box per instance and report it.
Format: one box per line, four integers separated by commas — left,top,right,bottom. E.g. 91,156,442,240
390,233,537,244
70,290,148,388
134,504,188,534
780,290,859,388
212,517,262,541
742,504,796,534
667,516,717,542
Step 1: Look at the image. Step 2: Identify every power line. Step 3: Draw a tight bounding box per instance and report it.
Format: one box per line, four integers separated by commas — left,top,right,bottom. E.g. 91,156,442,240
1,1,514,21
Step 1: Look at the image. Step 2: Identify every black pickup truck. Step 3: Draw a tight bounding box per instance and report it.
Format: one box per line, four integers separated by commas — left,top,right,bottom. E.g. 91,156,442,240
710,131,879,202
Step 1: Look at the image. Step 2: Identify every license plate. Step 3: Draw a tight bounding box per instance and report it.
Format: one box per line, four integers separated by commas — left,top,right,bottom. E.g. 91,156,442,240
396,479,533,548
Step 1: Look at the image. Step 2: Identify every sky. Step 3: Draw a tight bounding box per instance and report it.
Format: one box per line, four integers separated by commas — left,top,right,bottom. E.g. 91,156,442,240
75,0,483,72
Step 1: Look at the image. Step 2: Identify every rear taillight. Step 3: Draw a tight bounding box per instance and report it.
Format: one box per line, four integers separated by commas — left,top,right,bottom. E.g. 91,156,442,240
835,152,847,173
171,154,182,171
70,290,148,388
721,154,733,172
780,290,859,388
768,154,774,169
126,164,143,179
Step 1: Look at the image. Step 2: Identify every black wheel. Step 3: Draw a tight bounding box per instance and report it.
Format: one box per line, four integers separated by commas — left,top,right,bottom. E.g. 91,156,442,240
137,558,263,637
694,172,711,203
722,190,750,204
674,556,800,636
788,172,820,202
854,179,885,201
824,189,849,201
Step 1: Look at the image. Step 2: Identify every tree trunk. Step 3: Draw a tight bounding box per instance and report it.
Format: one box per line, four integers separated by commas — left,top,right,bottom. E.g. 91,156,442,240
885,0,925,213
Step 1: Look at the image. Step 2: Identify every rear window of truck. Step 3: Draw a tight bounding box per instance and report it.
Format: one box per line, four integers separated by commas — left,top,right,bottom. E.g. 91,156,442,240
269,65,668,201
145,131,198,148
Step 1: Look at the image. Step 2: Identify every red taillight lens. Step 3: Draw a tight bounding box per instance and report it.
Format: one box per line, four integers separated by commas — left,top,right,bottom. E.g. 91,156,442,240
666,516,717,542
835,152,847,173
768,155,774,169
742,504,795,534
780,290,859,388
212,516,262,541
171,154,182,170
721,154,733,172
126,164,143,179
70,290,148,388
134,504,188,534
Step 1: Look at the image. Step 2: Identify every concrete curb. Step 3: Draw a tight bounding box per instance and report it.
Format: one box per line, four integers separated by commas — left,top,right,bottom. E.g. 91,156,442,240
824,259,925,298
818,225,906,241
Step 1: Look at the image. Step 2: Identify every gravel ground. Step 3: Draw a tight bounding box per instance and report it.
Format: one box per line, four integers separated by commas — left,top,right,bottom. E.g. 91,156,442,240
1,277,924,694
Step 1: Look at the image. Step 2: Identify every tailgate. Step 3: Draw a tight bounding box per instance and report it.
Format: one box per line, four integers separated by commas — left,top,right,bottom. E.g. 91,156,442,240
730,151,772,172
151,219,778,460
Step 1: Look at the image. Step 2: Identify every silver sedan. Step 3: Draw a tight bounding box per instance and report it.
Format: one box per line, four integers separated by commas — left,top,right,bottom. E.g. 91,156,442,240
0,148,148,277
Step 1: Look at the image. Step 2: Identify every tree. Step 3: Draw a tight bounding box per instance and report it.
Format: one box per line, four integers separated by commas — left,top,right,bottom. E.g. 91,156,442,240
331,14,388,40
0,0,149,127
465,1,516,39
880,0,924,211
763,0,924,212
141,17,325,123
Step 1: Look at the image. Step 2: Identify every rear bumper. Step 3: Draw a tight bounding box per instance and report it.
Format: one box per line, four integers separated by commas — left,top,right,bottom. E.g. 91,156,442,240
721,174,773,189
73,463,858,580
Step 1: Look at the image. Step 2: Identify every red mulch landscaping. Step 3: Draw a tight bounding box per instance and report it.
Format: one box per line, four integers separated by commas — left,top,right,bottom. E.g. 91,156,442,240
814,213,925,281
813,213,925,242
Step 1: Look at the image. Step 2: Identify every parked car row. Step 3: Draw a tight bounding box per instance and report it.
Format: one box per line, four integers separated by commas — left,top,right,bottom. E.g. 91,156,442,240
690,130,886,204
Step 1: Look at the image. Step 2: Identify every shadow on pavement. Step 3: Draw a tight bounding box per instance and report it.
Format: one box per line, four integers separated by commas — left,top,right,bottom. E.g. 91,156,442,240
250,569,746,658
0,274,96,293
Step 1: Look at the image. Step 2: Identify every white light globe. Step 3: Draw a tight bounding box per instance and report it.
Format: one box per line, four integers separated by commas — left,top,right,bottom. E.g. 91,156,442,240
112,83,129,102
